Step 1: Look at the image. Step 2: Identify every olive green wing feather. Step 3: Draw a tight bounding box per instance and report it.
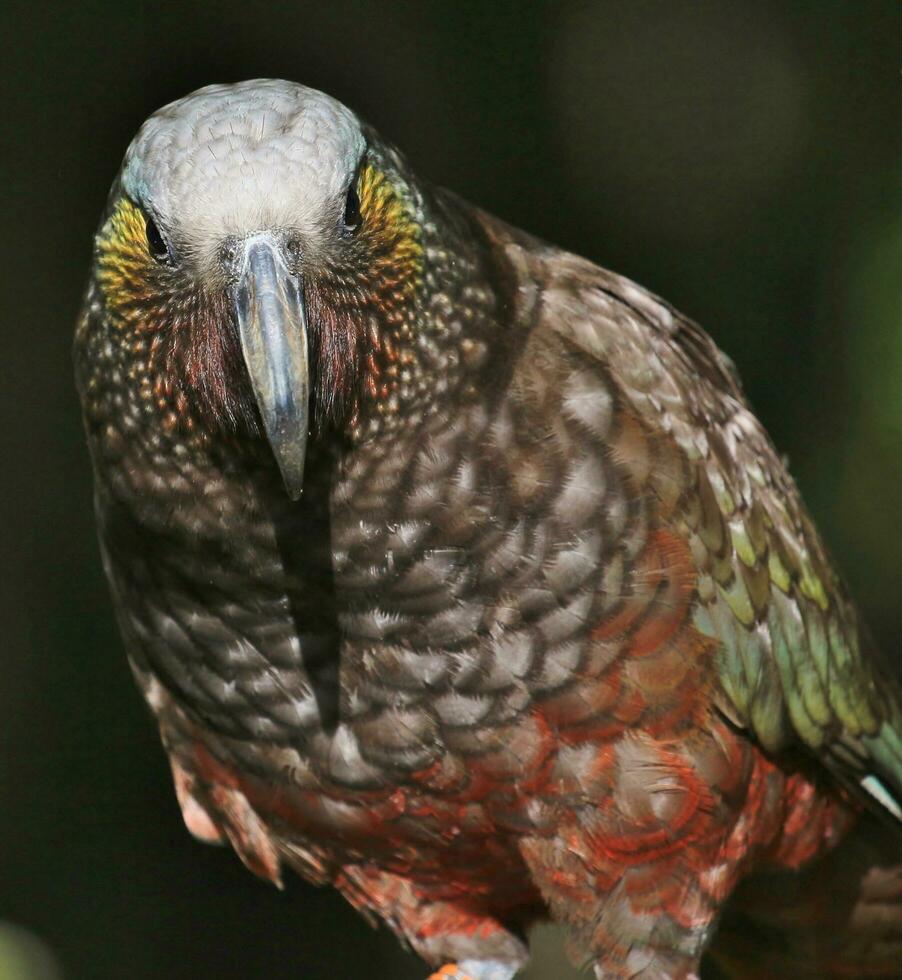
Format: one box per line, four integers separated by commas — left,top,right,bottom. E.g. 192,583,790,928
533,244,902,822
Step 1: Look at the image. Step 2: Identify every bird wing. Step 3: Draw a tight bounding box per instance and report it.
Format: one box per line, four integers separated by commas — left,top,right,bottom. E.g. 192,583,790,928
514,239,902,822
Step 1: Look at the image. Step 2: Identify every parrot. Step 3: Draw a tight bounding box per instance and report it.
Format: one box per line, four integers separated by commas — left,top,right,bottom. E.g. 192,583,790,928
74,79,902,979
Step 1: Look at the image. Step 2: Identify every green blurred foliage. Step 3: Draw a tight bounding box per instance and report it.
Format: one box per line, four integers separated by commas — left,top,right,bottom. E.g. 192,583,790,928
0,923,61,980
0,2,899,978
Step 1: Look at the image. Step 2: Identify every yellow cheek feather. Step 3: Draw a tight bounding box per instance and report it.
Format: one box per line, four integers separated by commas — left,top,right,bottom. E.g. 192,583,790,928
95,198,156,319
358,163,422,300
98,169,422,321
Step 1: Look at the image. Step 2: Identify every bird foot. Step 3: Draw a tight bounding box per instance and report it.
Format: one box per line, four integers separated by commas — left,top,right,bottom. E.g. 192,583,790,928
428,967,475,980
428,961,519,980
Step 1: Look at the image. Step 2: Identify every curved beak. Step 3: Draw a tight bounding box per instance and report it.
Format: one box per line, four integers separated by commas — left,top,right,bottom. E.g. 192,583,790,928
233,235,309,500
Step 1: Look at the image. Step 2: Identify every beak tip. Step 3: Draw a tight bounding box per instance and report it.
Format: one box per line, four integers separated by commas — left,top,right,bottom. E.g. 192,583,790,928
276,454,306,501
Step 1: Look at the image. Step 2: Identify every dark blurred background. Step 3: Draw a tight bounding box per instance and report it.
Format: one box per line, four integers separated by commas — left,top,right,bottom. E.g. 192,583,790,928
1,1,900,977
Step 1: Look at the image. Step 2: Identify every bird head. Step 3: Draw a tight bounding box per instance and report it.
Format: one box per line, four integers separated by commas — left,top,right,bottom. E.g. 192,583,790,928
84,80,434,499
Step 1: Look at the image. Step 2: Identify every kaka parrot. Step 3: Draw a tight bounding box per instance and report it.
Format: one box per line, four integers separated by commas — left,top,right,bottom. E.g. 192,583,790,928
75,80,902,979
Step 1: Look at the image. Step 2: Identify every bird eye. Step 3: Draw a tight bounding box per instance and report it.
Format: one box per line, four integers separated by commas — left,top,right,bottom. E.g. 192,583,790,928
145,214,170,263
343,181,361,234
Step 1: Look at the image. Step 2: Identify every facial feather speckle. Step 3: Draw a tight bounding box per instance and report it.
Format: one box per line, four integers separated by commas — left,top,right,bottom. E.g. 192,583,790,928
94,150,425,440
95,197,256,435
306,159,424,430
